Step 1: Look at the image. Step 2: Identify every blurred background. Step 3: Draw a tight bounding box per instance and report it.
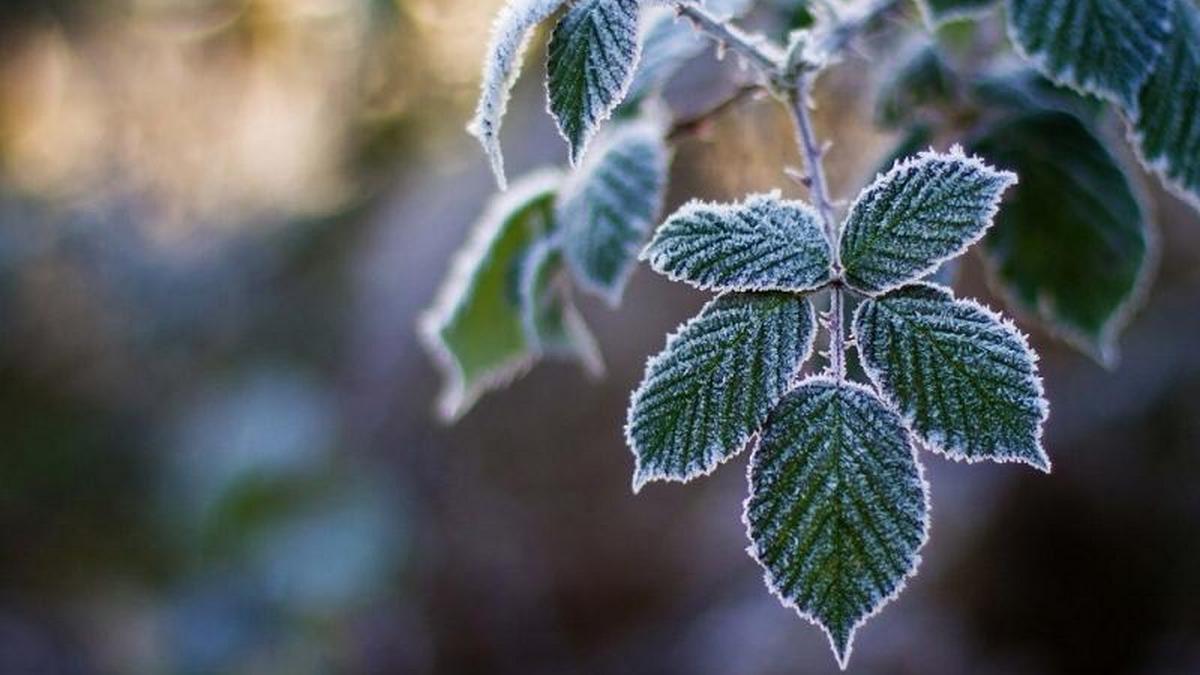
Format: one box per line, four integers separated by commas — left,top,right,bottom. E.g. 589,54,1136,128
1,0,1198,673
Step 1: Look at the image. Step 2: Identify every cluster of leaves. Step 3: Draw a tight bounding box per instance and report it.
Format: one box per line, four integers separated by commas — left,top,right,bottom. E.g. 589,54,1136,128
423,0,757,419
901,0,1200,362
628,148,1048,666
424,0,1199,668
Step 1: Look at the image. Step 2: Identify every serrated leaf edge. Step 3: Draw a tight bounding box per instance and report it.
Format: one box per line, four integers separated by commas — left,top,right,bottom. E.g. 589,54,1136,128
740,376,932,670
852,281,1052,472
842,145,1018,296
544,0,645,166
1003,0,1174,111
640,189,835,293
418,168,564,422
625,293,819,493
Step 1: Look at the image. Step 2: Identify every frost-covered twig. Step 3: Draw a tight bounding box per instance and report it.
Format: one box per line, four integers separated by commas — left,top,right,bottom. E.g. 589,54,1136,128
672,2,782,77
786,76,845,380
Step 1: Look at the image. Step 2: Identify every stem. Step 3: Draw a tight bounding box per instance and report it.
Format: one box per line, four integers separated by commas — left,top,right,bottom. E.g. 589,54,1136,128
673,2,782,76
673,0,903,383
786,77,845,381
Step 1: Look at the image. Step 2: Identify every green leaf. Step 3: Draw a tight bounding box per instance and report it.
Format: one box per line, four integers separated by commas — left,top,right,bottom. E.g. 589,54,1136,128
840,148,1017,295
626,292,818,491
916,0,998,27
854,283,1050,470
519,239,605,375
745,377,929,669
1006,0,1173,108
1131,0,1200,210
558,121,670,305
420,170,561,421
467,0,570,189
547,0,643,164
642,192,833,292
969,111,1150,364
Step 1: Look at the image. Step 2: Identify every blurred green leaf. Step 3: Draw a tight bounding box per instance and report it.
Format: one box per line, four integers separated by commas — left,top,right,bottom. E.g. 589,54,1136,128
421,170,561,421
916,0,997,28
519,240,605,375
969,111,1150,365
875,42,957,128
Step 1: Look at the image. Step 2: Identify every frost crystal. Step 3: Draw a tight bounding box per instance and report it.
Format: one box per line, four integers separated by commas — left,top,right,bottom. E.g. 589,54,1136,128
642,192,832,293
1007,0,1173,109
626,292,817,492
468,0,570,189
547,0,644,165
1131,0,1200,209
745,377,929,670
840,147,1016,295
854,283,1050,470
558,121,670,305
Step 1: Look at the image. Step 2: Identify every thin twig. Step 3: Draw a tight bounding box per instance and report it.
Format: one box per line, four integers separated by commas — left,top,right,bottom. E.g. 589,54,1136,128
673,2,782,77
786,76,845,381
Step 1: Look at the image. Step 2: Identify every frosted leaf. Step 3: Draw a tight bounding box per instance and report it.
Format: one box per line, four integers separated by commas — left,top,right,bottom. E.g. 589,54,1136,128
558,121,671,305
970,111,1150,365
419,170,562,421
916,0,997,27
547,0,643,165
519,238,605,376
854,283,1050,470
467,0,570,190
641,192,833,292
1006,0,1173,109
626,292,817,492
1131,0,1200,210
745,377,929,670
840,148,1017,295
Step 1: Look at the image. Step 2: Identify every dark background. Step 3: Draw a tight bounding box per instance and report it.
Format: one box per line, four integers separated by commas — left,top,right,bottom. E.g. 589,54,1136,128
0,1,1198,673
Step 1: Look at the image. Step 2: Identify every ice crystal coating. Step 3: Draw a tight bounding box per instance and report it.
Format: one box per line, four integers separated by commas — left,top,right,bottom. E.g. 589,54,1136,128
840,148,1017,295
419,170,562,421
558,121,670,305
642,192,833,292
1006,0,1173,109
970,111,1149,365
916,0,998,27
1131,0,1200,209
468,0,570,189
519,239,605,376
626,292,818,492
745,377,929,670
547,0,643,165
854,283,1050,470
